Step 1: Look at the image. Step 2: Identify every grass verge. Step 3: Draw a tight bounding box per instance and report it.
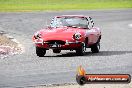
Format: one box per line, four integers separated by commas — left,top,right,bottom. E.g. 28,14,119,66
0,0,132,12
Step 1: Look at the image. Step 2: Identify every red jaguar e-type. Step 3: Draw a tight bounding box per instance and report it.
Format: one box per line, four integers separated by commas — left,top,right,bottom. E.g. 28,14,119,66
33,15,101,56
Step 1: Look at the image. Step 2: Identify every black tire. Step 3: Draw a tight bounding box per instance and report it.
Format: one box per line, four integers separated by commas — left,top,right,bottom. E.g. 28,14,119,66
76,43,86,56
76,75,86,85
53,49,61,53
36,47,46,57
91,42,100,53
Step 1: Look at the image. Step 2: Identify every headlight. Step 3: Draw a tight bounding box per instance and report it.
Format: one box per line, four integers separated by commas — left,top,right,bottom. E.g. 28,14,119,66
34,32,41,39
73,33,81,40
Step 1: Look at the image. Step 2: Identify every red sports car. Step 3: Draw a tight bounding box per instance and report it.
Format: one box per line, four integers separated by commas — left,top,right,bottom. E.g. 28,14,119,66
33,15,101,56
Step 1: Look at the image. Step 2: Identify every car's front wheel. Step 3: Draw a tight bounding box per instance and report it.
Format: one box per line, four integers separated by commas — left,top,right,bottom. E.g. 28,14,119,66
53,49,61,53
36,47,46,57
91,42,100,53
76,43,86,56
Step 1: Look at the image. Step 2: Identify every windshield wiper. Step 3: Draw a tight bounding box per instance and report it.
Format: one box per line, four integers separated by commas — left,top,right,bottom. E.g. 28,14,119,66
67,25,87,29
67,25,78,28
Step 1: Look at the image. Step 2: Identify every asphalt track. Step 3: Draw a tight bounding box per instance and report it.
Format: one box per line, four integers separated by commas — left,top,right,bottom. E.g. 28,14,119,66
0,9,132,88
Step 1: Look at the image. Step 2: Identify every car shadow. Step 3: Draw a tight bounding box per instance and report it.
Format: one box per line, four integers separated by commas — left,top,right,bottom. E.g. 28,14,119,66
86,51,132,56
44,51,132,57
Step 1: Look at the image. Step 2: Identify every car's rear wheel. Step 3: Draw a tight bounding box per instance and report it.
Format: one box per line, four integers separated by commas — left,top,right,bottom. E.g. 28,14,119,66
76,43,86,56
91,42,100,53
36,47,46,57
53,49,61,53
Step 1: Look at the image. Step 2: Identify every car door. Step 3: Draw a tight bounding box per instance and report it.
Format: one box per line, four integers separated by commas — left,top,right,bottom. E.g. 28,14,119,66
86,17,100,44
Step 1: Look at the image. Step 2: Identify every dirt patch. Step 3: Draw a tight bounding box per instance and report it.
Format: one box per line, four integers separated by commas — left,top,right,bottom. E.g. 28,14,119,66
0,34,17,47
0,32,22,59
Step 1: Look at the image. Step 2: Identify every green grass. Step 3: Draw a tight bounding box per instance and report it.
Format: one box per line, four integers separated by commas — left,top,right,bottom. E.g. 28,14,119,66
0,0,132,12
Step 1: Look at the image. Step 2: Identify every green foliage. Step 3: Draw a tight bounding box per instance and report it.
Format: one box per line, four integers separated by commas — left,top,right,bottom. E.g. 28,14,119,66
0,0,132,12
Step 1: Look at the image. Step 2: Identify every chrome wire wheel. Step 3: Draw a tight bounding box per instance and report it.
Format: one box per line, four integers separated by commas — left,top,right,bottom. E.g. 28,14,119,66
76,43,86,56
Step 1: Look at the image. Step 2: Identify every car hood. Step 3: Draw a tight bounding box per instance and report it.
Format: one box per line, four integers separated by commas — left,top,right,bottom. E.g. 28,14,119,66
39,27,86,41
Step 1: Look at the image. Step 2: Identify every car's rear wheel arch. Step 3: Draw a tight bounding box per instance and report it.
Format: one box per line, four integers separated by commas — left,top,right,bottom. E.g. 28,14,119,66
98,35,101,43
91,35,101,53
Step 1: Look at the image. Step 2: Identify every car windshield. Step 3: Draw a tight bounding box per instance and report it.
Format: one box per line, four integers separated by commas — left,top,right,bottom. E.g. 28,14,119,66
50,16,88,28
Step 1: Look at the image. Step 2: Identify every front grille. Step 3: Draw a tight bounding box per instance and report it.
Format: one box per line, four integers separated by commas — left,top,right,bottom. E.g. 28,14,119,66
46,40,65,45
